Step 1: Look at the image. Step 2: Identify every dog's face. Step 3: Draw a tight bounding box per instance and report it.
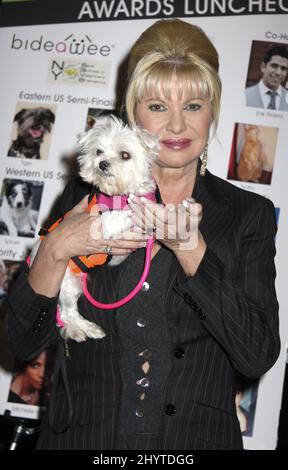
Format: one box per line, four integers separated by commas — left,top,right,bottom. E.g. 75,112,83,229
77,116,158,195
5,180,32,210
244,125,259,141
14,108,55,143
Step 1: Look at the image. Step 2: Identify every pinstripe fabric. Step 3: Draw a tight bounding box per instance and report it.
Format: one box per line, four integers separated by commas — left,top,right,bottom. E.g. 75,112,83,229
6,171,280,450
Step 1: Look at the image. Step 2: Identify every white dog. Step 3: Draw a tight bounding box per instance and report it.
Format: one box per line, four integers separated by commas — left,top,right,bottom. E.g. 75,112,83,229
0,180,38,237
30,116,158,342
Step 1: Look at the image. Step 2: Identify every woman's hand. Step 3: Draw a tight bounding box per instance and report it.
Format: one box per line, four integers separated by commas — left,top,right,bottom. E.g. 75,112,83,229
128,194,207,275
28,198,149,297
63,194,90,219
128,194,203,252
45,201,149,264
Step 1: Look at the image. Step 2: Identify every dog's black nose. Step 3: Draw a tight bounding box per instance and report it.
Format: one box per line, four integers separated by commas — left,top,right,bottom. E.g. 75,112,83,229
99,160,110,172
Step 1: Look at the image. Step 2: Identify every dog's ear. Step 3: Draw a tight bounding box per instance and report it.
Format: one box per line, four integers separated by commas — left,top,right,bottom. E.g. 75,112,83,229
134,127,159,156
77,130,88,146
76,129,93,154
23,181,32,196
44,109,55,123
2,179,10,194
77,115,114,150
92,115,114,129
3,178,17,194
13,109,27,122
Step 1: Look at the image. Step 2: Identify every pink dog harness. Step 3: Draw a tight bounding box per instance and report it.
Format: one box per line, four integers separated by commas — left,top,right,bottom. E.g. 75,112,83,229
97,190,156,210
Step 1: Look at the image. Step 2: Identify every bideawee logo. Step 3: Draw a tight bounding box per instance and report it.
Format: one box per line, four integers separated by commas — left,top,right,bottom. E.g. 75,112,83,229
11,33,113,57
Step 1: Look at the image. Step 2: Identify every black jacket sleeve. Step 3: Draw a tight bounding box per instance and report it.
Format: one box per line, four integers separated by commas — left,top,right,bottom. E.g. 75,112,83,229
175,196,280,379
5,178,91,361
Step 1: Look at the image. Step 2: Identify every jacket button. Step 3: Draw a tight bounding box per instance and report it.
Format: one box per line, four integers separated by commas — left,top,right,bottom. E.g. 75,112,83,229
137,377,150,388
164,404,176,416
199,312,206,320
174,347,185,358
135,407,144,418
141,281,150,292
32,323,41,332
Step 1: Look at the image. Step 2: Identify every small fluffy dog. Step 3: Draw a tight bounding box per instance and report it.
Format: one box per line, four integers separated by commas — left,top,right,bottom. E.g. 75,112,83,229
0,180,38,237
237,125,265,182
8,107,55,159
30,116,158,342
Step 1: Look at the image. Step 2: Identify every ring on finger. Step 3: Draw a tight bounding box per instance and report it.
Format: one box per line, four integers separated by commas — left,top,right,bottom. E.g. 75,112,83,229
104,245,112,255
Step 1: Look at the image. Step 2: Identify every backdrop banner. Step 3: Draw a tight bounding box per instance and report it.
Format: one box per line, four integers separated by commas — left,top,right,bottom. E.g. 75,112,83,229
0,0,287,450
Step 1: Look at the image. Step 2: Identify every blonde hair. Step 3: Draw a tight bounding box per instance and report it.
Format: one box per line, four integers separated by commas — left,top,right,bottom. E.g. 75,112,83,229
125,19,221,131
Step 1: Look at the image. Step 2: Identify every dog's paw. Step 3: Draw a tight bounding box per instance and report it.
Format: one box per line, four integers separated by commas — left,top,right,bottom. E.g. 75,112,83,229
61,325,88,343
82,321,106,340
61,320,106,342
18,225,35,238
0,220,9,235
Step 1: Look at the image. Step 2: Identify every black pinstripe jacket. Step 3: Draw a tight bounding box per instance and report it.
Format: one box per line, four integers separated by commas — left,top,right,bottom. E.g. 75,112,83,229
6,169,280,450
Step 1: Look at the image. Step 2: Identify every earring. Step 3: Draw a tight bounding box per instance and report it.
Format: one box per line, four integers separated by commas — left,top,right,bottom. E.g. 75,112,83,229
200,143,208,176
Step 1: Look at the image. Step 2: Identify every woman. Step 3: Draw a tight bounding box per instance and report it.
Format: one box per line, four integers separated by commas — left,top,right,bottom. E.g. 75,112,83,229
8,351,48,406
6,19,279,450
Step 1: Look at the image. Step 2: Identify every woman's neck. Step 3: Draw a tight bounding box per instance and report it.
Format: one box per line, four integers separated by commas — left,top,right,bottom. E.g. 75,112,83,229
152,160,198,204
11,374,31,394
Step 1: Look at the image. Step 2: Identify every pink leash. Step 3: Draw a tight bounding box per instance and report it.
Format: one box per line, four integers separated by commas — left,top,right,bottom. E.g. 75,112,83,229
81,237,154,309
54,238,155,327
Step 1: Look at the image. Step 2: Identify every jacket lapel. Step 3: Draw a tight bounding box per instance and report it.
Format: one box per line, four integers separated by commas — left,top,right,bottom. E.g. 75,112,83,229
280,86,288,111
193,169,233,248
165,168,235,303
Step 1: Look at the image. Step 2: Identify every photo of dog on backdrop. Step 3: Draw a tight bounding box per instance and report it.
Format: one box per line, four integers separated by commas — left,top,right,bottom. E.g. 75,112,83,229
29,115,159,342
8,105,55,159
236,125,266,182
0,179,43,237
227,122,278,185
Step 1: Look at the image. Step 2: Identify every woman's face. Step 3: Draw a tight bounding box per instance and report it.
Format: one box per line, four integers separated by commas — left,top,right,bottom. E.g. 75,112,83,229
26,352,46,390
135,75,213,170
